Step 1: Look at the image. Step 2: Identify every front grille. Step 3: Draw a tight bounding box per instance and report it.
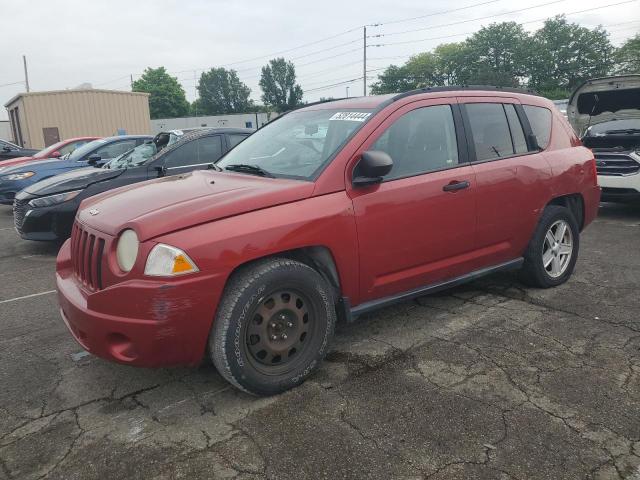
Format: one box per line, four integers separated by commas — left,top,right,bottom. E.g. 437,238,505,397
13,199,28,233
594,152,640,176
70,222,105,291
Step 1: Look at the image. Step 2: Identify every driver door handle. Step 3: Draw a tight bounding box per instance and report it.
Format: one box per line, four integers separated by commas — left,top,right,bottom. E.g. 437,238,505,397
442,180,470,192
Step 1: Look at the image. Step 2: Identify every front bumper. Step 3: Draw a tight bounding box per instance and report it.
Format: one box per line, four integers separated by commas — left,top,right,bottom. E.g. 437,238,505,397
598,173,640,203
0,182,25,205
14,196,77,241
56,239,225,368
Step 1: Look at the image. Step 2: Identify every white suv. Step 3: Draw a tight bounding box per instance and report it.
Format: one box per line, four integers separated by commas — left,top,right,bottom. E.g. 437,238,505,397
568,75,640,203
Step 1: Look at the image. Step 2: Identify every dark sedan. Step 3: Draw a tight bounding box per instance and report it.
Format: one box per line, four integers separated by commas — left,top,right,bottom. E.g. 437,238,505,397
0,139,38,161
14,128,252,241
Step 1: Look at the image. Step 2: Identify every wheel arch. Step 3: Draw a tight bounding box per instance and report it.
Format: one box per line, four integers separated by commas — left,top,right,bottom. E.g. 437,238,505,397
547,193,585,230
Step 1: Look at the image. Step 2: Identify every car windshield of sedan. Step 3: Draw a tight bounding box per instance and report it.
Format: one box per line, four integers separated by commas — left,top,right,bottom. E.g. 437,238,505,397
216,108,374,180
105,142,157,169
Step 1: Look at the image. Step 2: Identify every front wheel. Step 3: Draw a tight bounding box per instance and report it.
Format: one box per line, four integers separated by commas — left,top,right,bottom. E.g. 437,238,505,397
210,258,336,396
519,205,580,288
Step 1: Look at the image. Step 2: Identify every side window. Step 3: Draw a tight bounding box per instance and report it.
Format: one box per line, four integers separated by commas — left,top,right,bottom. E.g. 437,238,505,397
523,105,552,149
466,103,515,161
95,140,137,160
504,105,528,154
58,141,85,156
370,105,459,180
198,135,223,162
164,136,223,169
227,134,248,149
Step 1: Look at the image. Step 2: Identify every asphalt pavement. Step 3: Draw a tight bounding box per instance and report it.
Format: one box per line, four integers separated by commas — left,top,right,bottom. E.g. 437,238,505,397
0,202,639,480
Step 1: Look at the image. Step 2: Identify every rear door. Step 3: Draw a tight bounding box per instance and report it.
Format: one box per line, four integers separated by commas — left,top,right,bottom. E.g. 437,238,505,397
460,97,553,267
349,98,478,302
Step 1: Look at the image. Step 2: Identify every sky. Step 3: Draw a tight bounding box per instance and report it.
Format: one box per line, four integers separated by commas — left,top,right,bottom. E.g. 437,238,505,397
1,0,638,121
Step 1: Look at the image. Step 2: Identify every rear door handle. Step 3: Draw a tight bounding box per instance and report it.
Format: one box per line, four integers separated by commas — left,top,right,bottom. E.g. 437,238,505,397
442,180,470,192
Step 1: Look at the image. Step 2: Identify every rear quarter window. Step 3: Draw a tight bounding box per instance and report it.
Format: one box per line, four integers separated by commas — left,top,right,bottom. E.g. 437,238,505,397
523,105,552,149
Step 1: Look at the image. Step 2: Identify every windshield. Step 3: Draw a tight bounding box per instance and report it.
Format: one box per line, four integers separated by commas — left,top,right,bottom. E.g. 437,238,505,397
66,139,107,161
588,118,640,134
217,108,373,179
106,142,157,169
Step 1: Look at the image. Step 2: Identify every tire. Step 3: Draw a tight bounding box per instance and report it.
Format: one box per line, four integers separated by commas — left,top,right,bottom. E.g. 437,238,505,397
519,205,580,288
210,258,336,396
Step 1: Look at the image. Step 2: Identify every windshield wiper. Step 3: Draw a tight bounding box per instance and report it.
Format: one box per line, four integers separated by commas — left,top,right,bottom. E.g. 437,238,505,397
604,128,640,134
224,164,274,178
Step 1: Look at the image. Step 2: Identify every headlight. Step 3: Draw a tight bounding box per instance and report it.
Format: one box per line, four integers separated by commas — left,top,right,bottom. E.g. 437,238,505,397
116,229,139,273
28,190,82,208
1,171,35,181
144,244,199,277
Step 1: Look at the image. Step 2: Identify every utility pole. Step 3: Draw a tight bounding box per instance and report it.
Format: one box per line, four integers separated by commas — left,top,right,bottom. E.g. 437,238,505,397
130,74,134,89
346,86,350,98
363,26,367,96
22,55,30,92
194,70,198,118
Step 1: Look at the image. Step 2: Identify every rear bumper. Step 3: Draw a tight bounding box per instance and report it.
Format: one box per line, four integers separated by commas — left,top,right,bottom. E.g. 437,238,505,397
56,239,225,367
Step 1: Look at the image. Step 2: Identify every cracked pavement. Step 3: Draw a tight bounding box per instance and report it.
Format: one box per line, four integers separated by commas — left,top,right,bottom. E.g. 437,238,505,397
1,202,639,479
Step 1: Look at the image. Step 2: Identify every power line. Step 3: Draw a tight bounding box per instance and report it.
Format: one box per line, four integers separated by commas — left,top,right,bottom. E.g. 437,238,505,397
368,0,503,27
371,0,639,47
0,80,25,88
304,77,365,93
370,0,566,38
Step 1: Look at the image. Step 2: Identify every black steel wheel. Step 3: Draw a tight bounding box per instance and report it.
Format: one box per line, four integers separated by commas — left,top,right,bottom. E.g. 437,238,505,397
210,258,336,396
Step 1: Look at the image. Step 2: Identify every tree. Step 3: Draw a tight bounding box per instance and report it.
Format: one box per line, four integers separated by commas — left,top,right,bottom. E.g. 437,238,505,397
528,16,615,98
370,52,445,94
196,68,253,115
464,22,530,87
615,34,640,74
259,58,303,112
132,67,190,119
433,43,473,86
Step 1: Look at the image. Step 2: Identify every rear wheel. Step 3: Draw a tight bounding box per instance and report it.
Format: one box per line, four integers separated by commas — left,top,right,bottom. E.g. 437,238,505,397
520,205,579,288
210,258,336,396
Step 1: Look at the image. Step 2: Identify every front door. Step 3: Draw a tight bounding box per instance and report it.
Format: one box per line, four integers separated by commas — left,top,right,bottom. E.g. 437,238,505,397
161,135,225,175
349,100,478,303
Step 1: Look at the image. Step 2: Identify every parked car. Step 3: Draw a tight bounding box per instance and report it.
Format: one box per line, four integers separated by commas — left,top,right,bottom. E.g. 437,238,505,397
0,137,99,173
0,135,152,205
567,75,640,204
0,139,38,162
56,87,600,396
14,128,251,241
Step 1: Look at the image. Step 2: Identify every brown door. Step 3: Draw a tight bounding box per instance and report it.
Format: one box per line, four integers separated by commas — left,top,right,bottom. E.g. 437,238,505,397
42,127,60,147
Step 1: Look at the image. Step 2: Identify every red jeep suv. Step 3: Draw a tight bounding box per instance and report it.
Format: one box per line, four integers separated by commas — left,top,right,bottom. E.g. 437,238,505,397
56,87,600,395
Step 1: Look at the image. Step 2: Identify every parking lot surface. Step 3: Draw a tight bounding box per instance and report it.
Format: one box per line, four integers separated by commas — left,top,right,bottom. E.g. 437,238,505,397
0,203,639,480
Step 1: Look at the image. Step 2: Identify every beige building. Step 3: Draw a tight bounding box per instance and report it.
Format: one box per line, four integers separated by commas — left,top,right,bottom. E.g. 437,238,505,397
4,89,151,149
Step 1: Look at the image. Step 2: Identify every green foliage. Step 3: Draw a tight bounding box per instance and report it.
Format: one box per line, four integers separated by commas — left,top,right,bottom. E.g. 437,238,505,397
132,67,190,119
197,68,253,115
371,17,621,98
259,58,303,113
615,34,640,74
528,16,615,93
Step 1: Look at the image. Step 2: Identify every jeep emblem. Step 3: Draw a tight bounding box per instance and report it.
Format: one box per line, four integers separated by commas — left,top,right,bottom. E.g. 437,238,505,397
88,209,100,216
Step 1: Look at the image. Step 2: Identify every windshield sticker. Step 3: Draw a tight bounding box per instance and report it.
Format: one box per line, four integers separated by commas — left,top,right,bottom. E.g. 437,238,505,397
329,112,371,122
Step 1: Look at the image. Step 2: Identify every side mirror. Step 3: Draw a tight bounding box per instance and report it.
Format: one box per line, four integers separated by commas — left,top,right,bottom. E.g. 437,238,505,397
353,150,393,187
154,165,167,177
50,150,62,158
87,154,102,165
2,146,11,152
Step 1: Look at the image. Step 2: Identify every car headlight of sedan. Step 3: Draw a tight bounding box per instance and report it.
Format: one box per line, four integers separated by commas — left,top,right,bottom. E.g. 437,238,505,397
1,171,35,181
116,229,140,273
144,244,199,277
28,190,82,208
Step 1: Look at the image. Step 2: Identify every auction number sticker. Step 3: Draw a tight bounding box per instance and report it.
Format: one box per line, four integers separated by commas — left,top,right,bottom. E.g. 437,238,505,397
329,112,371,122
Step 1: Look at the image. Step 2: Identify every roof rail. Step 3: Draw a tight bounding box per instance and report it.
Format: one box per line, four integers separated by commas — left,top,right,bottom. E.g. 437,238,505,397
391,85,540,102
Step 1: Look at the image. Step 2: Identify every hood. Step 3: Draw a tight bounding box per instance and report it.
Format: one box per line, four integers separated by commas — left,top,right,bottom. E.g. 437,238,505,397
0,158,71,175
24,166,123,196
0,156,39,172
78,170,315,241
568,75,640,136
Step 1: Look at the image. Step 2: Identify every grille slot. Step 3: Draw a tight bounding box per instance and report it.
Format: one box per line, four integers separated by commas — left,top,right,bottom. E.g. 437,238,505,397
13,199,28,233
70,223,105,291
594,152,640,176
